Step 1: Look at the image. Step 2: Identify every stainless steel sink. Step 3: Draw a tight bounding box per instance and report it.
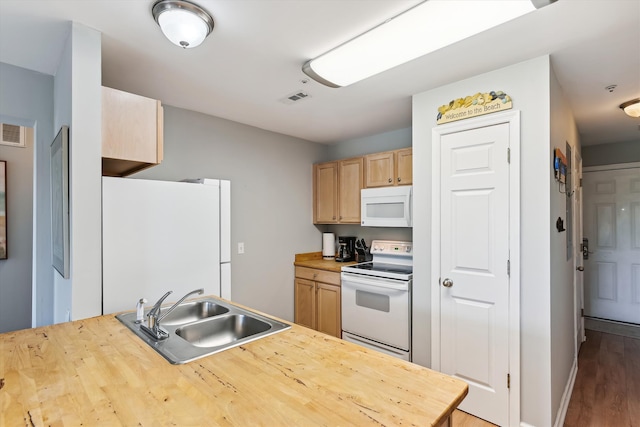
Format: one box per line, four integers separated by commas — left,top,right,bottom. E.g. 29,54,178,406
116,297,290,364
176,314,271,348
161,300,229,326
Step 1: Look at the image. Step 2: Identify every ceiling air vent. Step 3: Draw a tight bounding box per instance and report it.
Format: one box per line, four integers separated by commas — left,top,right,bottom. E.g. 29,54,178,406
280,90,312,105
0,123,25,148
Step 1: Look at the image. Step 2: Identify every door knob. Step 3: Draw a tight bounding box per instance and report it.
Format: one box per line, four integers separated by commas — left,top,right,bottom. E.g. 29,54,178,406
442,278,454,287
576,266,584,272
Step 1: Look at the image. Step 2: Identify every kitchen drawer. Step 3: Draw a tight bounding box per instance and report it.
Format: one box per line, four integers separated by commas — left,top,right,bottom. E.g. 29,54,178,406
295,267,340,286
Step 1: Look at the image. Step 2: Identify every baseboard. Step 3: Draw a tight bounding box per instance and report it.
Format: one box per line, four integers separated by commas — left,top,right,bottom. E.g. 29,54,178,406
520,422,536,427
585,317,640,339
553,358,578,427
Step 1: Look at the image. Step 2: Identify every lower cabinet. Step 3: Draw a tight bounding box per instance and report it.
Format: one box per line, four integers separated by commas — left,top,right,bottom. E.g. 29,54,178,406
294,267,341,338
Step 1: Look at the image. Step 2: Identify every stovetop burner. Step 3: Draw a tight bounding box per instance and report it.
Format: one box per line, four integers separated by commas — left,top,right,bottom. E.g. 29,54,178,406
348,262,413,275
341,240,413,280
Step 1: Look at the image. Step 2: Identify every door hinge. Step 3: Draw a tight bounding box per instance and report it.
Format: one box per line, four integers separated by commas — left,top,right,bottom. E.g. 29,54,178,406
507,373,511,389
507,148,511,164
579,178,583,187
507,260,511,276
581,308,584,317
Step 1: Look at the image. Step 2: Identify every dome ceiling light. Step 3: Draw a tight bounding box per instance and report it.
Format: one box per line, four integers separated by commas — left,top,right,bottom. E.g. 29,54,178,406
620,99,640,118
152,0,214,49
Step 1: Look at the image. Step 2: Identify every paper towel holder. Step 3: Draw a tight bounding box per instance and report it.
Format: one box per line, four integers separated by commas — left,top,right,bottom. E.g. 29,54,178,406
322,233,335,260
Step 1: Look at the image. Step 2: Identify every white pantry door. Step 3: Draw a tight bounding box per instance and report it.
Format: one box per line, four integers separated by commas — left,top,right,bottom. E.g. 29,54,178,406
583,165,640,324
439,123,510,426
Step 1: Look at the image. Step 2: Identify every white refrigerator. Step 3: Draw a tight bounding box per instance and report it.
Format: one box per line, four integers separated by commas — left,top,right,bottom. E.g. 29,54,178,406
102,177,231,314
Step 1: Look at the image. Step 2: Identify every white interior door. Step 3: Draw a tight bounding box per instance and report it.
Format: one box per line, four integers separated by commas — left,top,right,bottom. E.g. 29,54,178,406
439,123,510,426
583,165,640,324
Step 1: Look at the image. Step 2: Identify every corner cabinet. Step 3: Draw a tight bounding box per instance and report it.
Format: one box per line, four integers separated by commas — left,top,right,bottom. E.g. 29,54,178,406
313,157,363,224
102,86,164,177
294,267,341,338
364,148,412,187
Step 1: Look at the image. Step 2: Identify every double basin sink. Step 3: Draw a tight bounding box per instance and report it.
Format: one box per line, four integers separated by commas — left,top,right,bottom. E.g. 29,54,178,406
116,297,291,364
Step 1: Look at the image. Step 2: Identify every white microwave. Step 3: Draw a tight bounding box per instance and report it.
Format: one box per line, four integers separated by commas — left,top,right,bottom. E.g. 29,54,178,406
361,186,412,227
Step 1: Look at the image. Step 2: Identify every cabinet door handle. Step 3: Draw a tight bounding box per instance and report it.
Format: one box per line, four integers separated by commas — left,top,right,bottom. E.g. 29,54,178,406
313,273,318,278
388,178,392,183
332,216,336,220
397,177,401,182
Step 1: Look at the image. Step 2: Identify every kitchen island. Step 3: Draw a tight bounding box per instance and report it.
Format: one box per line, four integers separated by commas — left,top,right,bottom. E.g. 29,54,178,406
0,301,467,426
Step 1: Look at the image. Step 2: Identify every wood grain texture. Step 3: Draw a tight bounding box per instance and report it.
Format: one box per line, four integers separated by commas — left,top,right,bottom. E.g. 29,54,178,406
294,257,356,273
0,309,468,426
564,329,640,427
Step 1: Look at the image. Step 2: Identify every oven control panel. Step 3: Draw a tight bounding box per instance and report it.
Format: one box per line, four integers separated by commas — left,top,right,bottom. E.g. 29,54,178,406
370,240,412,256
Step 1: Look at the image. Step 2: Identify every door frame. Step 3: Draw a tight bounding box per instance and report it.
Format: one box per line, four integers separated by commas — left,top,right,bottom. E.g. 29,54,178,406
431,110,521,426
573,152,585,352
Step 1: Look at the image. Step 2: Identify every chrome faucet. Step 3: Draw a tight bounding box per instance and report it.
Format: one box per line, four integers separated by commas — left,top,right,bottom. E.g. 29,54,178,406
140,288,204,340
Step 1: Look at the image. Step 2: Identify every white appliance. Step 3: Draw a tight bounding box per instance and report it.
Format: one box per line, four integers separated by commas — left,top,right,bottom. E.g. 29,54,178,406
360,186,412,227
102,177,231,314
341,240,413,361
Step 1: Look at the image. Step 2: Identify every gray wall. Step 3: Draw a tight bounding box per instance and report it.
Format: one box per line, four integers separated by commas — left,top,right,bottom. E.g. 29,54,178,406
0,62,54,333
582,140,640,167
135,105,325,322
324,127,412,160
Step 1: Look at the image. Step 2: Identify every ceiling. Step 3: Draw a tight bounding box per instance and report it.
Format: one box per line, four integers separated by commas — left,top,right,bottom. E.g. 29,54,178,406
0,0,638,146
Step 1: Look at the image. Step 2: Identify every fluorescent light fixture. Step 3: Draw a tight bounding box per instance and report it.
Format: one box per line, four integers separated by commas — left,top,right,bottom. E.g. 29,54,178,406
620,99,640,118
303,0,555,88
152,0,214,49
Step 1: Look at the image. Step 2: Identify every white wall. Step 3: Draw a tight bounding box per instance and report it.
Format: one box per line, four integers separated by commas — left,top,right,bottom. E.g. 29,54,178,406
0,62,54,331
413,56,565,427
52,22,102,322
549,63,581,424
134,105,325,322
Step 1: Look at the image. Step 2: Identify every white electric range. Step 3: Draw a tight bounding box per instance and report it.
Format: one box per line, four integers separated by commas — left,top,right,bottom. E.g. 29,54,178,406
340,240,412,361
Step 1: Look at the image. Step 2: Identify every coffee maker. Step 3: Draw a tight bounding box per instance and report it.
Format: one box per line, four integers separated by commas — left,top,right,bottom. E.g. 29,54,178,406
336,236,357,262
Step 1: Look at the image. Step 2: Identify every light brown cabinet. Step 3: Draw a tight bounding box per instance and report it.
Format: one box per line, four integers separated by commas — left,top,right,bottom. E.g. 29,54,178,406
313,157,363,224
102,86,164,177
364,148,412,187
294,267,341,338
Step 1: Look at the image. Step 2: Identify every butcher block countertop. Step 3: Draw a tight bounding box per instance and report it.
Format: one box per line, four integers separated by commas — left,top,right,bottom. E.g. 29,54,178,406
294,251,357,272
0,301,468,426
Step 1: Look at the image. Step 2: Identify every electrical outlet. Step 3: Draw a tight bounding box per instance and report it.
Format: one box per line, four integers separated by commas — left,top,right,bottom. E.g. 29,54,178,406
238,242,245,254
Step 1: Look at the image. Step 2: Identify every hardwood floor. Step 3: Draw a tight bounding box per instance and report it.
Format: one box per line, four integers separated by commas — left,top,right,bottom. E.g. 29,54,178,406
451,329,640,427
564,329,640,427
451,410,496,426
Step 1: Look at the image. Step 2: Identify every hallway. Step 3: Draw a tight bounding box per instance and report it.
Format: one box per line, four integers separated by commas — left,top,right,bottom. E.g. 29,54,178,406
452,329,640,426
564,329,640,426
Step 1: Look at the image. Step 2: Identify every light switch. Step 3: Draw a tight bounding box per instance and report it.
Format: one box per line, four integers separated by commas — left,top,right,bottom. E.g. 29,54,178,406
238,242,245,254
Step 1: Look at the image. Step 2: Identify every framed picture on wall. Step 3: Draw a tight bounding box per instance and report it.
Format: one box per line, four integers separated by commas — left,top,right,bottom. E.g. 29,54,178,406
51,126,70,278
0,160,6,259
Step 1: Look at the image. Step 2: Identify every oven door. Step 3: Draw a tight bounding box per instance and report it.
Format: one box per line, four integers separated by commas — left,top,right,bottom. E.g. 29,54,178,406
341,272,411,351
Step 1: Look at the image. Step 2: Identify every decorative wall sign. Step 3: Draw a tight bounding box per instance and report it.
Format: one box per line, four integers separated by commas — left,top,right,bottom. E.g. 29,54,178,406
436,91,512,124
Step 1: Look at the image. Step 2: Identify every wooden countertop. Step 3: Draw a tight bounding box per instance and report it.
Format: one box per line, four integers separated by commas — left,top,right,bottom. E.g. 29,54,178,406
0,302,467,426
294,251,357,272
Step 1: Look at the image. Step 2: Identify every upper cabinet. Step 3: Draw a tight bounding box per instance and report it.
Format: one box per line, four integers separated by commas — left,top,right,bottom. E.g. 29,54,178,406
314,161,338,223
364,148,412,187
102,86,164,177
314,157,364,224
